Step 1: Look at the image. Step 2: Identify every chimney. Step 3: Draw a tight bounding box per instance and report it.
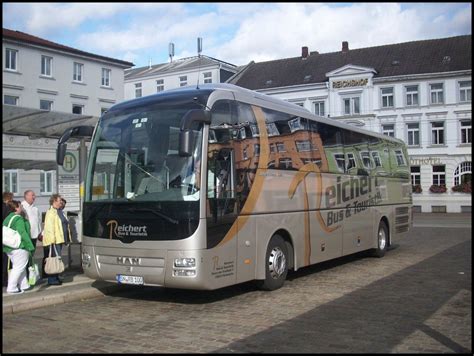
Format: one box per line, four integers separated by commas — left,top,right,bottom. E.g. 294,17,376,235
302,46,309,59
342,41,349,53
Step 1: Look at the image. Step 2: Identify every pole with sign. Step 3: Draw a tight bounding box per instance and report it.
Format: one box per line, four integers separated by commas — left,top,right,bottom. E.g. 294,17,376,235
57,150,81,211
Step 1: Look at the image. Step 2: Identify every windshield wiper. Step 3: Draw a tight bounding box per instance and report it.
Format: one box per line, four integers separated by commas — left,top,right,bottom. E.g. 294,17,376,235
129,207,179,225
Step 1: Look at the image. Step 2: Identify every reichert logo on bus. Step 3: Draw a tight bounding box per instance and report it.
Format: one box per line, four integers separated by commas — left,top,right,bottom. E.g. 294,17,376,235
323,175,383,227
106,220,148,239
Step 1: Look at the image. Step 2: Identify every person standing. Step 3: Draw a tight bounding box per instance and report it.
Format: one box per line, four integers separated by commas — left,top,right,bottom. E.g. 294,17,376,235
58,198,71,245
21,190,42,249
3,192,14,288
3,200,35,294
42,194,65,286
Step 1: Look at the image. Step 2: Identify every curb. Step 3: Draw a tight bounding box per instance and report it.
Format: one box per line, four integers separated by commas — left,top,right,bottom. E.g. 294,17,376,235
3,281,133,315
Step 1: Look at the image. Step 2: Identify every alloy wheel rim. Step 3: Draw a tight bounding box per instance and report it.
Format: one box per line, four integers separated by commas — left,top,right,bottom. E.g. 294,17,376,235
268,247,286,279
378,227,387,250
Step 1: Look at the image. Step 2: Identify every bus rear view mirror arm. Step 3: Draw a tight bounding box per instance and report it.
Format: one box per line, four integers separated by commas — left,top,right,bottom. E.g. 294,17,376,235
57,125,95,165
179,109,211,156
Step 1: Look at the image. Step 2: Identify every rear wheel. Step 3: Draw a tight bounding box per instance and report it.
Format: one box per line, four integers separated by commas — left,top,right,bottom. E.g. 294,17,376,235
257,235,288,291
371,220,389,258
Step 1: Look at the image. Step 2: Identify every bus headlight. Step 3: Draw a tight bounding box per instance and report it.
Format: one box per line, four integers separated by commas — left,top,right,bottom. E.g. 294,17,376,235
173,258,196,277
173,269,196,277
82,252,91,268
174,258,195,268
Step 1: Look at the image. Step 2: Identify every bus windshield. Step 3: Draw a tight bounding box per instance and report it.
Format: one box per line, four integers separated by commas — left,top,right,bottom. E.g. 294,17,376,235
86,104,203,203
82,99,205,242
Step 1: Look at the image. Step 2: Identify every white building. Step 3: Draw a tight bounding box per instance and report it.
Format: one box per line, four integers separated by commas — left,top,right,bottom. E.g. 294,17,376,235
229,36,472,213
124,55,238,100
2,28,133,213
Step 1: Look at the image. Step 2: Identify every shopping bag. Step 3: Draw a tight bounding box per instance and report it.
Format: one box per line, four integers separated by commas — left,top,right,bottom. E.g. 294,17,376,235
44,244,65,275
28,263,41,286
2,215,21,248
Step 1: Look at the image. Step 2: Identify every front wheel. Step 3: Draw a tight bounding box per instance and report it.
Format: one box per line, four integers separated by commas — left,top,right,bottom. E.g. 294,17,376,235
371,220,389,258
256,235,288,291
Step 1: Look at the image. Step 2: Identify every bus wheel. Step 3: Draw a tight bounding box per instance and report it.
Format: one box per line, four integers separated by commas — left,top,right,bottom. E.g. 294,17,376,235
257,235,288,291
371,220,388,258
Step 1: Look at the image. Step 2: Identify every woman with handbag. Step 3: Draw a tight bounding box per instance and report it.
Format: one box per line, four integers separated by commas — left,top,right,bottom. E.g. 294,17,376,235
2,200,35,294
43,194,66,286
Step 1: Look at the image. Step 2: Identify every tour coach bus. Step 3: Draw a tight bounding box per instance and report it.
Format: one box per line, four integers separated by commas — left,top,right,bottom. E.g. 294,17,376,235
57,83,412,291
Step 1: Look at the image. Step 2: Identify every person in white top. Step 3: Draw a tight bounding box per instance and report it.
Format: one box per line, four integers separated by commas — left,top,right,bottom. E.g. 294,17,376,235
21,190,42,249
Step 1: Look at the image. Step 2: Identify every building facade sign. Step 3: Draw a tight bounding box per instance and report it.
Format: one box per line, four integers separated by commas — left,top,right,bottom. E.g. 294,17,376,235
410,157,442,166
332,78,368,89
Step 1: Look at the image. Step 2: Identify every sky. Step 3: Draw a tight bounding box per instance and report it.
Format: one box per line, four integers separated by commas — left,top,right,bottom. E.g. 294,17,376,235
3,2,472,68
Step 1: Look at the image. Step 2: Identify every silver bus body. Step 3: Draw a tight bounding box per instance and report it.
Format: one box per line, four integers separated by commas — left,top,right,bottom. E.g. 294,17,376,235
79,84,412,290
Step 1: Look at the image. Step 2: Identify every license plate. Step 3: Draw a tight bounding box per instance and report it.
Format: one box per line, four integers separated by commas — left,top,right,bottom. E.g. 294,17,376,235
116,275,144,285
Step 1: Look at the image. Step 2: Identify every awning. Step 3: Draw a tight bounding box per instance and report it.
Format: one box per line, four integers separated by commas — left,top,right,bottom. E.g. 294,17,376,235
3,105,98,171
3,105,98,139
2,158,57,171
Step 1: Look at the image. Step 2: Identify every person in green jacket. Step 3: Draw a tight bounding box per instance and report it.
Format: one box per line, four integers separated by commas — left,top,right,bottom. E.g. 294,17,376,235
3,200,35,294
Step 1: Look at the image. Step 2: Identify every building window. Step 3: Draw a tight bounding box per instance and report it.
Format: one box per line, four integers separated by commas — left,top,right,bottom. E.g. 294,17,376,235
430,83,444,104
343,97,360,115
432,165,446,185
266,122,280,136
279,158,293,169
179,76,187,87
288,117,306,132
40,171,54,194
295,140,312,152
5,48,18,71
407,123,420,146
405,85,419,106
254,144,260,156
276,142,286,153
334,154,346,172
203,72,212,83
101,68,111,87
459,81,471,102
135,83,142,98
454,161,471,186
381,87,394,108
3,170,19,194
41,55,52,77
346,153,356,170
411,166,421,185
156,79,164,92
72,104,83,115
314,101,325,116
242,148,248,160
431,122,445,145
73,62,83,82
382,124,395,137
371,151,382,167
360,151,373,169
40,100,53,111
4,95,19,106
460,120,472,144
395,150,406,166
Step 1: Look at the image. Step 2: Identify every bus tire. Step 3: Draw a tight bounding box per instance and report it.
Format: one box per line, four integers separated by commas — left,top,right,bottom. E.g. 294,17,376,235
371,220,389,258
257,235,289,291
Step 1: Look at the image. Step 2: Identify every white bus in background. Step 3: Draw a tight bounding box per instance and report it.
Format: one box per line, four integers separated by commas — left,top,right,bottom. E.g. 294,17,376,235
57,83,412,291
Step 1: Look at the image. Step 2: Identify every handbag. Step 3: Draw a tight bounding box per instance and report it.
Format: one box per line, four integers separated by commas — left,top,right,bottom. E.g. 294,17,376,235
44,244,65,275
28,255,41,286
2,215,21,248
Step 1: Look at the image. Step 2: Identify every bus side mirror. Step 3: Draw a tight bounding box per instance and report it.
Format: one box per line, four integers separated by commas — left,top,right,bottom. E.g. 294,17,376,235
57,125,95,165
179,109,211,156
